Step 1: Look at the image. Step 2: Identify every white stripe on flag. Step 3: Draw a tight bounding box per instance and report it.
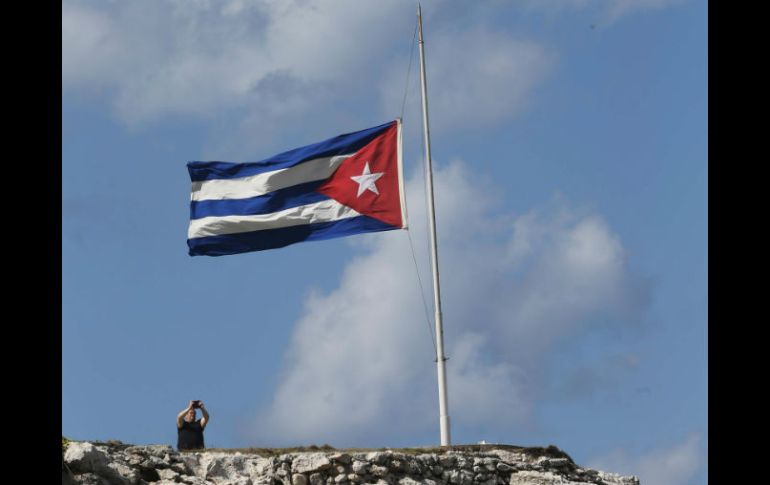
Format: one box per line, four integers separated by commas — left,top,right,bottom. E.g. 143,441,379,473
187,198,361,239
191,154,352,202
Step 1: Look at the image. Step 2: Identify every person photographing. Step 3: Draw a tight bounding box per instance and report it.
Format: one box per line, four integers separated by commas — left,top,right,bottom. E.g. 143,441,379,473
176,400,209,450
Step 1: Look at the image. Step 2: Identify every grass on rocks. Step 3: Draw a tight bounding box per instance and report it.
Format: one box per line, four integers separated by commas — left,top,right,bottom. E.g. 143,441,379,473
199,443,573,462
61,438,573,464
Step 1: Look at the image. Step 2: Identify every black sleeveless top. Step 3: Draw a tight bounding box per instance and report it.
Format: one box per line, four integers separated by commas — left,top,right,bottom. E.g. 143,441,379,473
177,419,205,450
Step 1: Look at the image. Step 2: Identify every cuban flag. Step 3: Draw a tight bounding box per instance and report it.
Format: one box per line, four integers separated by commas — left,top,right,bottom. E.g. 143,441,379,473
187,120,407,256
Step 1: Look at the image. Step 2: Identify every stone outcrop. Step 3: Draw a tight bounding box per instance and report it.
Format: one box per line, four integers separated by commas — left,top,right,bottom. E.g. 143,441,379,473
62,441,639,485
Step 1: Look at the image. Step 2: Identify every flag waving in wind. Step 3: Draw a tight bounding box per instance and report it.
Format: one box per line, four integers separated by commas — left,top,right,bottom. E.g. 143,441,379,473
187,120,407,256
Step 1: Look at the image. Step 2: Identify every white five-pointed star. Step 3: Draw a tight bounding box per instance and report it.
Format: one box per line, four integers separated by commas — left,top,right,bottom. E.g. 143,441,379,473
350,162,384,197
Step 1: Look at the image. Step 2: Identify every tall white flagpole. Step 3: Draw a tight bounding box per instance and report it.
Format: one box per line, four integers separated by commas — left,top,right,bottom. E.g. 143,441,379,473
417,3,451,447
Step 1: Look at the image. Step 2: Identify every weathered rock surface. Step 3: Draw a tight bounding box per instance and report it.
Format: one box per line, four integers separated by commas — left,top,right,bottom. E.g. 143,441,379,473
62,442,639,485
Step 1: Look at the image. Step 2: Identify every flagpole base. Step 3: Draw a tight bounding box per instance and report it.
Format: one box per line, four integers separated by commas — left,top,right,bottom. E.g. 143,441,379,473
440,415,451,446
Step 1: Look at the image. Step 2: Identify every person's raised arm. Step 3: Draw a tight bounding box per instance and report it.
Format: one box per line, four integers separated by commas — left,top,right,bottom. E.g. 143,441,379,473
177,401,194,429
199,402,210,429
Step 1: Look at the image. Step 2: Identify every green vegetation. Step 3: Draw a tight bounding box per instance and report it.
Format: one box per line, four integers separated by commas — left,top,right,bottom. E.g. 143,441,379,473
198,444,337,455
64,439,573,464
190,443,573,462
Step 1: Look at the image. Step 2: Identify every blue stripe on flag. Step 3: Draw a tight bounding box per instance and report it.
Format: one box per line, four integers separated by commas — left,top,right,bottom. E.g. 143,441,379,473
190,181,328,219
188,121,394,182
187,215,398,256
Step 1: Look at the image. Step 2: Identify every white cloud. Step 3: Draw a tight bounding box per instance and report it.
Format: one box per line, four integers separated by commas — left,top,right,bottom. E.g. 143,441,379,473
62,0,550,137
63,0,683,129
448,332,532,427
246,159,649,446
520,0,685,24
62,4,120,87
62,0,410,125
604,0,686,22
589,433,703,485
380,30,552,134
556,353,641,399
490,203,645,363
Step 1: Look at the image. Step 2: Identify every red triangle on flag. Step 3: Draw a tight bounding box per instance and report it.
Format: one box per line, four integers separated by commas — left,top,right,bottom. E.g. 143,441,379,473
317,122,403,228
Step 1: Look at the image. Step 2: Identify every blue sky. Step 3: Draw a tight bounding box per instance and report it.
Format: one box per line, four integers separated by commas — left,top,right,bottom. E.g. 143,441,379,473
62,1,707,484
